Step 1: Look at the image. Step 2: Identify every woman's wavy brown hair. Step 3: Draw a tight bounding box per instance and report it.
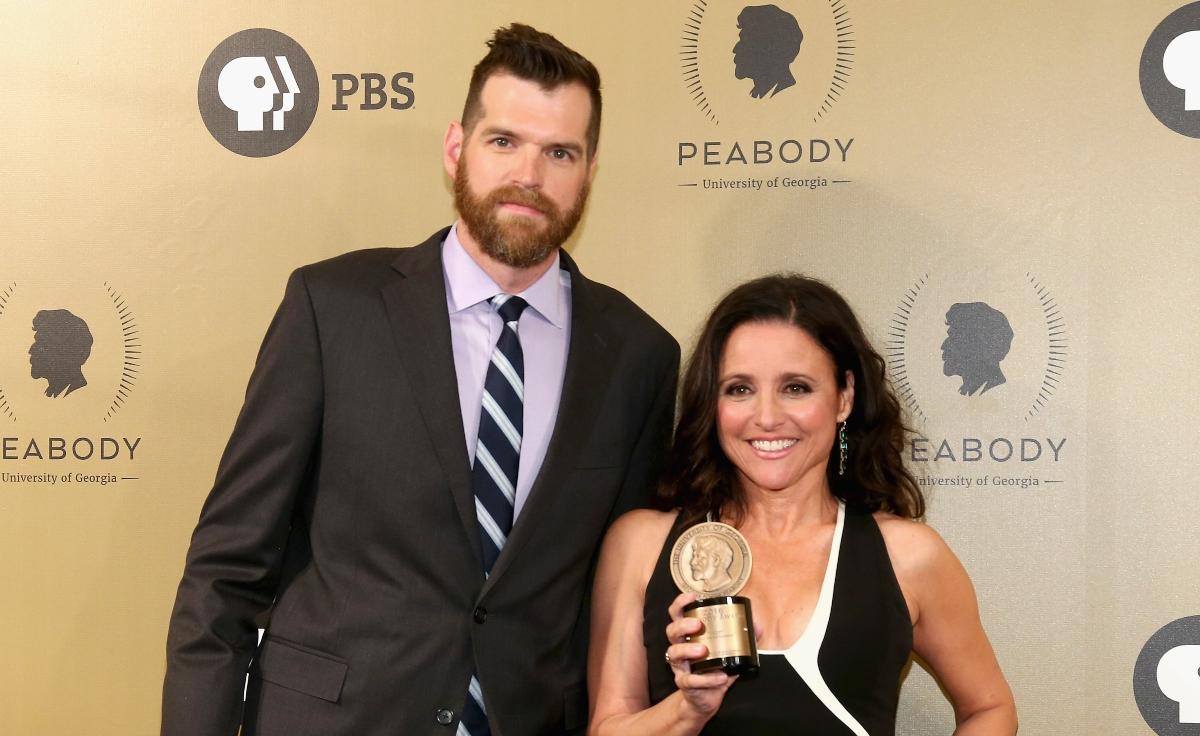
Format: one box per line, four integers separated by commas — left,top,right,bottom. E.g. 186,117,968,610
661,274,924,525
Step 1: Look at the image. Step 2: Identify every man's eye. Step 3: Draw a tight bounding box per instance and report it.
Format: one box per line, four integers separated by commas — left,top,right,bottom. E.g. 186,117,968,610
493,137,510,147
550,149,572,160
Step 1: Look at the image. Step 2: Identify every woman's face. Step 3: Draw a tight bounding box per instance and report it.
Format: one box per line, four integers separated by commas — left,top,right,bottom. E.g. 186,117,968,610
716,320,853,497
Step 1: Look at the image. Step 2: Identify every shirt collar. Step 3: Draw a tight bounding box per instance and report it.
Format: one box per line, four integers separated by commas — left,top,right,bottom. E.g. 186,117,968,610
442,222,567,329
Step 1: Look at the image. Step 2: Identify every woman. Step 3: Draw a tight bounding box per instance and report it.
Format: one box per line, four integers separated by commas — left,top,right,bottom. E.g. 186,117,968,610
588,275,1016,735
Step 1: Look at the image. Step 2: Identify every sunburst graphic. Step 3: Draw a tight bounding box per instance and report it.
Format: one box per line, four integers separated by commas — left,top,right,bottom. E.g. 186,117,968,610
681,1,718,124
887,273,928,424
0,282,15,422
815,0,855,122
889,272,1068,425
680,0,855,125
104,282,141,422
1026,273,1067,420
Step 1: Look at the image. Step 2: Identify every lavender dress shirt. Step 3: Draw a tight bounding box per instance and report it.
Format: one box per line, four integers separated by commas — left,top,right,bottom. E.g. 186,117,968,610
441,224,571,519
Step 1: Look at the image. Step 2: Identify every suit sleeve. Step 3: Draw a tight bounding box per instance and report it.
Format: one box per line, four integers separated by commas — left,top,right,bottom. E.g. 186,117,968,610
161,269,324,736
610,335,680,520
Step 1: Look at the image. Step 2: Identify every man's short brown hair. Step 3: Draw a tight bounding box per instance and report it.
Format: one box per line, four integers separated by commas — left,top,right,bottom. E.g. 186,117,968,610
462,24,602,157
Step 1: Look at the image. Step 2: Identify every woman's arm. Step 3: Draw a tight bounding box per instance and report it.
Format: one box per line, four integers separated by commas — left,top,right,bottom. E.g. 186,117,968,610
883,517,1018,735
587,511,737,736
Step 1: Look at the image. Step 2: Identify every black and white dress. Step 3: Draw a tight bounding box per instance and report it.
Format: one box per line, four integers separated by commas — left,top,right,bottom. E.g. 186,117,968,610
643,503,913,735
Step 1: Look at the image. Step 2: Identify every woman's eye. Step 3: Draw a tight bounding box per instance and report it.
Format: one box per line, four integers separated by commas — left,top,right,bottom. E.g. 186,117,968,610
724,384,751,396
784,383,810,394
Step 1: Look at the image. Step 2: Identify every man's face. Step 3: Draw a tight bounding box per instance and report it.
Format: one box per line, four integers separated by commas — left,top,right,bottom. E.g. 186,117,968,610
690,545,714,581
732,23,767,80
29,332,50,379
941,324,968,376
444,73,596,269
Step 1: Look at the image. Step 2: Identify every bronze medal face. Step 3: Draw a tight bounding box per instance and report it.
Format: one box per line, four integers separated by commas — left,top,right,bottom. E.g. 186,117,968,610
670,521,752,598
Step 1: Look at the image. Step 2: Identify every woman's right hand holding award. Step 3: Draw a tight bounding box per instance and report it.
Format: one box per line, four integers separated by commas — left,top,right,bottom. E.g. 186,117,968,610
662,519,760,725
669,520,759,675
663,591,738,723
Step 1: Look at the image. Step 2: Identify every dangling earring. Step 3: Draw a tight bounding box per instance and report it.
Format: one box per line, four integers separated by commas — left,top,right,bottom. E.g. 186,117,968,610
837,421,848,476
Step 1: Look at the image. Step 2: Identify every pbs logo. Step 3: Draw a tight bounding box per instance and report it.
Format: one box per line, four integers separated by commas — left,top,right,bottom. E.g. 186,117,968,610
1135,616,1200,735
1142,2,1200,137
198,28,320,157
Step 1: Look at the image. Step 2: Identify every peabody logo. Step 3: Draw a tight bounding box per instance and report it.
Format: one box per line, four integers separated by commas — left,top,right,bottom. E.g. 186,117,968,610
0,281,140,424
676,1,856,189
889,272,1067,424
681,0,854,125
1135,616,1200,735
29,308,93,398
1142,2,1200,137
198,28,320,157
0,281,142,486
886,271,1069,488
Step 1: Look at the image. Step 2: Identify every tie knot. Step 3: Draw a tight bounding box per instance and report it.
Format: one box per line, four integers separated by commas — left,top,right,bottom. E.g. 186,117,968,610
491,294,528,324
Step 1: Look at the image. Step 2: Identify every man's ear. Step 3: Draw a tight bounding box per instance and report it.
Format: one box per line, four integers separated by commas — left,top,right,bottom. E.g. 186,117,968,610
586,147,599,183
443,121,464,179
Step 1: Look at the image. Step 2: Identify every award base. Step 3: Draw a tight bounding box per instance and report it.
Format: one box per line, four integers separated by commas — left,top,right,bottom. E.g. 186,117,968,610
682,595,759,676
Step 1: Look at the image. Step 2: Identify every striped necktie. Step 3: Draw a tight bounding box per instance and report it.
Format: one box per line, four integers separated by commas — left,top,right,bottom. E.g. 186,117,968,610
461,293,527,736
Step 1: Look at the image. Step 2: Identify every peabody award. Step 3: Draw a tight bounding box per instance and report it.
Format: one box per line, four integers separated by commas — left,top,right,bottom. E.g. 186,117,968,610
670,521,760,675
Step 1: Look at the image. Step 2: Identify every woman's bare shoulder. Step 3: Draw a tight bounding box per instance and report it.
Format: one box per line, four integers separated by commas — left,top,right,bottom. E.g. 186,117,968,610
872,511,955,572
596,508,680,593
606,508,679,549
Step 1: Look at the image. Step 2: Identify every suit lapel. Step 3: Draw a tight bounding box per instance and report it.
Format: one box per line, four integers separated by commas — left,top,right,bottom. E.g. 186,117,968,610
481,252,617,596
380,229,482,568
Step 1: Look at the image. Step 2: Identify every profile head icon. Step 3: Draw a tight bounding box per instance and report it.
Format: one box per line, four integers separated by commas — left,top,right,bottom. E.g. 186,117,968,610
29,309,93,398
218,55,299,132
1163,30,1200,111
1157,644,1200,724
733,5,804,99
688,534,736,592
940,302,1013,397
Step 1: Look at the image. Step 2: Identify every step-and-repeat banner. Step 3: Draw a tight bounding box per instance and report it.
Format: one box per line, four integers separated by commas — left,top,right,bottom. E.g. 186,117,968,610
2,1,1198,733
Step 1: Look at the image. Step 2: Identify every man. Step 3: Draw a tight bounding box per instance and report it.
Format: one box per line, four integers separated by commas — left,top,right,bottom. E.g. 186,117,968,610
30,309,93,398
163,24,679,736
732,4,803,99
687,534,736,594
941,301,1013,396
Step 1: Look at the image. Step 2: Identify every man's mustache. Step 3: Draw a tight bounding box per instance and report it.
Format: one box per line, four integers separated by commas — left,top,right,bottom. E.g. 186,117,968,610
486,186,559,217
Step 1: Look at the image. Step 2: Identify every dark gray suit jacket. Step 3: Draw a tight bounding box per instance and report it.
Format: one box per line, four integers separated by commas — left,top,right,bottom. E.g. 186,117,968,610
162,229,679,736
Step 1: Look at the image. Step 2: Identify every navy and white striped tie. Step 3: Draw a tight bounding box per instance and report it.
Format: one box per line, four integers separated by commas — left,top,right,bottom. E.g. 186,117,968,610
461,294,527,736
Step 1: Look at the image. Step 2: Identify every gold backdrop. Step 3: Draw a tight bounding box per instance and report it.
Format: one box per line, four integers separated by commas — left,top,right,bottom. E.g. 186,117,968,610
2,1,1197,733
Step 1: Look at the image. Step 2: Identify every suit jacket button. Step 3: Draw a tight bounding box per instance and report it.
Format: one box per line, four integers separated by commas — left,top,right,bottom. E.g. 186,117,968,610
435,708,455,725
473,606,488,624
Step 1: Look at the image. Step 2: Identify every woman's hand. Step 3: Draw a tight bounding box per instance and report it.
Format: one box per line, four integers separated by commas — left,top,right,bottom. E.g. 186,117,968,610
664,592,738,721
588,512,742,736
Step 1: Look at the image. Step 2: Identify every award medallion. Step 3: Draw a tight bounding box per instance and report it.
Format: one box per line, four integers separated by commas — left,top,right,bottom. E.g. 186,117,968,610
669,522,752,598
670,520,759,675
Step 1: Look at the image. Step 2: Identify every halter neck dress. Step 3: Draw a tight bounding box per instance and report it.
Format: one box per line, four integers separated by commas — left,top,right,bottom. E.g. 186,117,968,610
643,503,912,735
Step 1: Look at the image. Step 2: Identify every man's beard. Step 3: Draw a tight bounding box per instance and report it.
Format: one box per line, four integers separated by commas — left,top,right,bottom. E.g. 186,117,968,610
453,163,590,269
